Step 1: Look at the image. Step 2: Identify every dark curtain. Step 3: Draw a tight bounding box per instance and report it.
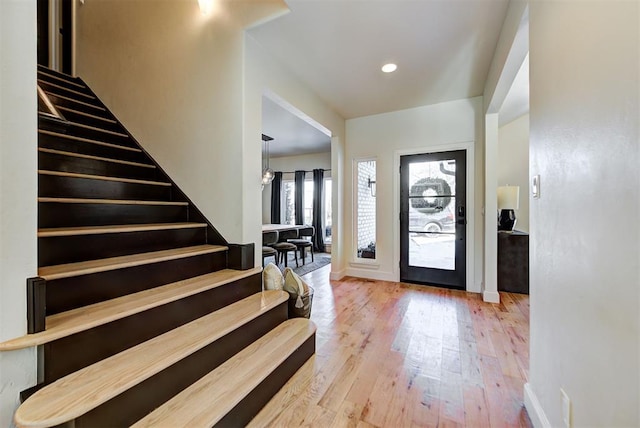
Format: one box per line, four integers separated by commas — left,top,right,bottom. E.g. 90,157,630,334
294,170,305,225
312,169,326,252
270,171,282,224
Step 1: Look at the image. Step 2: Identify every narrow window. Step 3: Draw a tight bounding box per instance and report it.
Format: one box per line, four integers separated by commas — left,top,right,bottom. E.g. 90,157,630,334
356,160,376,260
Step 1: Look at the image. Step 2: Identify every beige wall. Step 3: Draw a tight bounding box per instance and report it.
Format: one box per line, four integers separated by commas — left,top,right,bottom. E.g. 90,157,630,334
0,1,38,426
527,1,639,426
345,97,484,292
75,0,287,249
498,114,529,232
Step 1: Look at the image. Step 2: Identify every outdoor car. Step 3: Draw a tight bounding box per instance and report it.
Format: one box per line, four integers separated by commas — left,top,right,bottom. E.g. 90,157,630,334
408,205,455,234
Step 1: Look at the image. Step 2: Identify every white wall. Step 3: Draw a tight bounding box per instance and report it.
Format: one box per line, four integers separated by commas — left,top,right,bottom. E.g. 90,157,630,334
261,151,331,223
0,1,39,426
526,1,639,426
244,35,345,271
498,114,529,232
345,97,484,291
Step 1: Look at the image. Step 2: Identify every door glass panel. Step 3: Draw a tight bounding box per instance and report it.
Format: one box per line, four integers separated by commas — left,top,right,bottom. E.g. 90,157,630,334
407,160,456,270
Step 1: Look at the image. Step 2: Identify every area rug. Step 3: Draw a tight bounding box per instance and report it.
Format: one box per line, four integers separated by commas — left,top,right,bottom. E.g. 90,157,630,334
280,253,331,276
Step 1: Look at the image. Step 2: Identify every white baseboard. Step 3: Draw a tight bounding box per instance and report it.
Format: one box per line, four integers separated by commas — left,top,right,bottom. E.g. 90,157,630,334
524,383,551,428
345,267,395,282
483,290,500,303
329,269,345,281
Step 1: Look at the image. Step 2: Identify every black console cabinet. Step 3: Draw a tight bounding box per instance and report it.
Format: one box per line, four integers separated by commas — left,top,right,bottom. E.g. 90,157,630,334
497,231,529,294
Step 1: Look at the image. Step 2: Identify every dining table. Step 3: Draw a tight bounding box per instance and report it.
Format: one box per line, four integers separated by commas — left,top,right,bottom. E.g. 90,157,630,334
261,224,307,233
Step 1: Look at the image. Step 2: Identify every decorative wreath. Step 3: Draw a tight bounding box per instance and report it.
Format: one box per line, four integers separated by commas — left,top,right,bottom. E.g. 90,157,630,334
410,177,452,213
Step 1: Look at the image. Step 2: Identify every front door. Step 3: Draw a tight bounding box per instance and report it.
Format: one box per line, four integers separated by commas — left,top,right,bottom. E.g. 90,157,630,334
400,150,466,289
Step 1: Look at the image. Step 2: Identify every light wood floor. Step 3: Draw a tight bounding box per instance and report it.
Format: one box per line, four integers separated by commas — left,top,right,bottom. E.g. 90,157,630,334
250,264,532,428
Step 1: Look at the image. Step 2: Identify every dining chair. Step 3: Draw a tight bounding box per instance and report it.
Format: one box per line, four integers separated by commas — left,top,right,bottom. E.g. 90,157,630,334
287,226,314,265
262,231,278,266
271,229,299,268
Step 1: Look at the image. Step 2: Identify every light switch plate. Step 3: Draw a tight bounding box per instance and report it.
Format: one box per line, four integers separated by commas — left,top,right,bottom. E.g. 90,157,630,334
532,175,540,199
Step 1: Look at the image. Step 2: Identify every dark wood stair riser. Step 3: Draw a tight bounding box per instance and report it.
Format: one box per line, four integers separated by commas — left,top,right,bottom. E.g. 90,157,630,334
218,334,316,427
38,174,171,202
39,133,142,160
37,66,85,87
64,124,134,148
44,92,107,115
45,251,227,314
73,302,289,428
43,273,262,383
39,228,206,266
55,109,122,133
37,80,95,101
38,202,186,228
39,150,159,181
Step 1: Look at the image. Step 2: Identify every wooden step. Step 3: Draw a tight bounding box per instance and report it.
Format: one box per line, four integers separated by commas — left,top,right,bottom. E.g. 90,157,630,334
38,244,226,280
37,79,95,99
38,197,186,206
44,91,106,111
38,172,172,206
14,290,289,428
68,121,129,137
56,106,117,123
39,130,139,152
38,222,202,237
37,68,86,89
38,170,170,188
0,267,260,351
133,318,316,427
38,147,155,169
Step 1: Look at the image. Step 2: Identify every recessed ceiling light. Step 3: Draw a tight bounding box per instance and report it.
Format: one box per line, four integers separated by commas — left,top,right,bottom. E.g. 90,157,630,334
381,63,397,73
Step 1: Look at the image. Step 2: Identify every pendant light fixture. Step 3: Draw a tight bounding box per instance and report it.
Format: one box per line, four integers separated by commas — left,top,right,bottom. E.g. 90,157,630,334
261,134,274,187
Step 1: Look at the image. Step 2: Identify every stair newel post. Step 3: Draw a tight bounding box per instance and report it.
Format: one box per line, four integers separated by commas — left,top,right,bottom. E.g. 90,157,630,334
26,277,46,334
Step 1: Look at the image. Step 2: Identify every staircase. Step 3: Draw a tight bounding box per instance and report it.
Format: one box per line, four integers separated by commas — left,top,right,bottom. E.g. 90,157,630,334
1,65,316,427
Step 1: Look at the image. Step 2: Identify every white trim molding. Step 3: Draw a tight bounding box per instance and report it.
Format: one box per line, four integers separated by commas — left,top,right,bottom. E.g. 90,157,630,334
329,269,346,281
392,142,476,292
524,383,551,428
483,290,500,304
345,268,395,282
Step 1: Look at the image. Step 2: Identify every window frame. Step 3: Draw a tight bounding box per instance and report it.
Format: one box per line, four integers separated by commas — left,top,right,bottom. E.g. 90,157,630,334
352,158,378,264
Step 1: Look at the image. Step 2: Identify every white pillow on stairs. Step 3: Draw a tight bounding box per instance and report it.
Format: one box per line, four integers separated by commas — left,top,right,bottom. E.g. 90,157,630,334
263,263,284,291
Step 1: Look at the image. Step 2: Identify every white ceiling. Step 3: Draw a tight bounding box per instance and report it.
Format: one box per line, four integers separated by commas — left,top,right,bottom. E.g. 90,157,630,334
249,0,511,120
262,96,331,157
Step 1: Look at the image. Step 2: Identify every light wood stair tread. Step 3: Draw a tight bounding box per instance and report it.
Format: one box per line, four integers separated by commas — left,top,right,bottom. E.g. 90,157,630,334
38,244,227,280
38,197,186,206
39,129,137,151
0,267,261,351
38,170,171,187
38,222,205,237
56,106,117,123
132,318,316,428
38,147,155,168
14,290,289,428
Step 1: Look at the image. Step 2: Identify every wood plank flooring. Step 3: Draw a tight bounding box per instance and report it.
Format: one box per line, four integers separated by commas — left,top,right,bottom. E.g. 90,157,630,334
250,265,532,427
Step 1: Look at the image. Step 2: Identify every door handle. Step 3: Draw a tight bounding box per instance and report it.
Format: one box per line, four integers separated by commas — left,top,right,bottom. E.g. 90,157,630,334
457,206,465,218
